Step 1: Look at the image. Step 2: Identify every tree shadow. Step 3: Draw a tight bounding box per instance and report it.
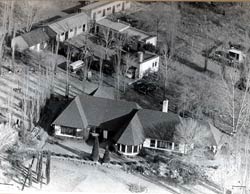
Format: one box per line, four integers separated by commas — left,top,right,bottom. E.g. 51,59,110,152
174,55,215,75
56,142,91,160
5,161,40,190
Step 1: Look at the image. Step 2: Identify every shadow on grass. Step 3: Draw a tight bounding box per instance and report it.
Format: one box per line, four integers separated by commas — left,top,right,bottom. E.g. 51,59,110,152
174,55,216,78
7,160,39,190
56,142,91,160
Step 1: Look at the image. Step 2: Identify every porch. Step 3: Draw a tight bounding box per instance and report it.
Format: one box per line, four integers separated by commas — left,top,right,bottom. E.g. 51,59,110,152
143,138,188,154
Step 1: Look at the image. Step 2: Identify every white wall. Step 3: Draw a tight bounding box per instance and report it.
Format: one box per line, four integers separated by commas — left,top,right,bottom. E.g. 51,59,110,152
57,24,87,42
116,143,141,156
54,125,61,136
29,43,40,52
76,25,86,35
138,56,160,78
58,33,65,42
145,36,157,47
143,138,187,154
54,125,83,139
91,1,131,21
68,27,76,38
143,138,151,148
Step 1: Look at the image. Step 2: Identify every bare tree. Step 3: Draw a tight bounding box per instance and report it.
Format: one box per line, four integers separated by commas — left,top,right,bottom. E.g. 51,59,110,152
174,118,212,152
101,27,114,60
113,35,126,100
65,45,71,98
0,124,18,152
211,55,250,192
18,0,41,32
159,3,180,99
122,54,137,92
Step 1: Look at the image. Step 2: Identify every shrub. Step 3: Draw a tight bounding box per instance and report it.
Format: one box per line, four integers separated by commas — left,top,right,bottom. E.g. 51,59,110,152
91,135,99,162
45,151,51,184
135,166,145,174
102,146,110,164
143,43,156,53
128,183,147,193
167,160,201,185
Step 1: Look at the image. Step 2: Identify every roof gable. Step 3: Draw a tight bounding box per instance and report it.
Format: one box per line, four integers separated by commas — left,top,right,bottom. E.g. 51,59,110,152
21,28,50,47
52,97,88,129
78,94,140,126
116,113,145,145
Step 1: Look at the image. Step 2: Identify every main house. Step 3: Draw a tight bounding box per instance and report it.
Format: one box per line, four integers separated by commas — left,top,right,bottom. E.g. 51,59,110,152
80,1,131,21
52,94,194,156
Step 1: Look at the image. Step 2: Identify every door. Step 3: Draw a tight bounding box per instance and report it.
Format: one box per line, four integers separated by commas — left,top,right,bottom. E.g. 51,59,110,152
65,31,69,40
112,5,115,13
103,9,106,17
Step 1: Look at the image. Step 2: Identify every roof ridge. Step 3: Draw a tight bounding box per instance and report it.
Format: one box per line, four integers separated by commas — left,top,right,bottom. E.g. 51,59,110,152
75,96,88,128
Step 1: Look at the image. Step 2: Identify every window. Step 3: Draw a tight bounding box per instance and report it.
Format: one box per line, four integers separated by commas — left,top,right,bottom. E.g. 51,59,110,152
61,126,76,136
174,143,179,150
150,139,156,147
155,61,157,67
152,62,155,67
98,10,102,14
127,145,132,153
121,144,126,152
61,32,65,36
133,145,138,153
157,141,165,148
117,4,121,7
107,7,111,11
78,26,82,29
83,24,86,32
70,29,73,32
117,144,120,151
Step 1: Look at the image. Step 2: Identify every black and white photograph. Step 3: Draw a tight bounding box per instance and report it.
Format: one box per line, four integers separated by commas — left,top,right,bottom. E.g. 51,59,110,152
0,0,249,193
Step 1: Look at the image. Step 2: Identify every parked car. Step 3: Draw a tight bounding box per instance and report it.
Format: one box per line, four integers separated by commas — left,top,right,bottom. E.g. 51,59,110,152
69,60,84,73
125,67,137,79
133,80,156,95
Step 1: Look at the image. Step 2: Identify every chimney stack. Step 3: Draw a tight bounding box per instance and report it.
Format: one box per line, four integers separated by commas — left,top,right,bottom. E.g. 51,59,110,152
138,51,143,63
162,99,168,113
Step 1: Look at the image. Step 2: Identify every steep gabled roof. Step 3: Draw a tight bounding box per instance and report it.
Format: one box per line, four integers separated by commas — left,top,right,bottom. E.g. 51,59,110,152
48,12,89,34
52,96,88,129
78,94,140,126
53,94,140,128
88,85,115,100
116,113,145,146
137,109,180,141
21,28,50,47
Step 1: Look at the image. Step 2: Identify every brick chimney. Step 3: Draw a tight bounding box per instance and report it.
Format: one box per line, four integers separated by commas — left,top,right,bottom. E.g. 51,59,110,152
162,99,168,113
